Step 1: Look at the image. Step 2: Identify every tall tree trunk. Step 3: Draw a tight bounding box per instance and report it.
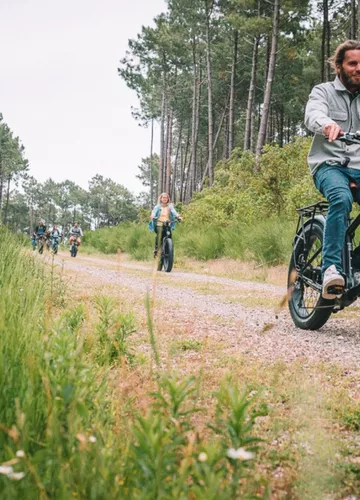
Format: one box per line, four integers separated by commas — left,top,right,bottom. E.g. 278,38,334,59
326,3,331,81
201,94,228,187
351,0,356,38
357,0,360,38
250,105,256,153
278,106,284,146
149,118,154,207
321,0,329,82
187,38,198,202
205,2,214,185
228,30,238,155
287,117,291,143
222,112,229,159
256,0,280,160
269,106,274,142
264,35,271,84
183,153,192,203
244,37,259,150
171,124,182,203
165,111,173,194
180,127,190,202
192,66,201,192
177,144,183,204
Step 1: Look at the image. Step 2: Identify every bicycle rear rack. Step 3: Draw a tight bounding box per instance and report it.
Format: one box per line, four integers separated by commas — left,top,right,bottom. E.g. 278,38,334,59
296,200,328,218
293,201,328,280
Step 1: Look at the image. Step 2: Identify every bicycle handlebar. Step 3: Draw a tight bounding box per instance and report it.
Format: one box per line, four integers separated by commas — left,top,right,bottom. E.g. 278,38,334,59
336,131,360,145
160,218,182,224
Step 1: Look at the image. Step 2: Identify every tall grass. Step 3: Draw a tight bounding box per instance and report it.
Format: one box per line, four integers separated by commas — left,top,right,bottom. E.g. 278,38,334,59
0,229,266,497
83,218,294,264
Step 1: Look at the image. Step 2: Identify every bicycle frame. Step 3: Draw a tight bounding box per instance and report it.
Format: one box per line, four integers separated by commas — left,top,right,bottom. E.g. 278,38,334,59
295,200,360,309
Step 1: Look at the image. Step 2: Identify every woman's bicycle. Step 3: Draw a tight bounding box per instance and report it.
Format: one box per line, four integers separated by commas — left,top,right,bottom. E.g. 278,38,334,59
288,131,360,330
52,236,60,254
45,235,51,252
37,235,45,254
156,219,179,272
70,239,79,258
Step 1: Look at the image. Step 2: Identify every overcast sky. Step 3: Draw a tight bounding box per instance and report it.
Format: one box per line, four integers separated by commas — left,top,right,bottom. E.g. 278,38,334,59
0,0,165,194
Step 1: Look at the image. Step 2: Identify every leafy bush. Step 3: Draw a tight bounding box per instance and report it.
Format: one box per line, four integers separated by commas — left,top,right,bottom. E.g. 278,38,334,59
122,376,265,498
241,218,294,264
179,224,225,260
94,296,136,365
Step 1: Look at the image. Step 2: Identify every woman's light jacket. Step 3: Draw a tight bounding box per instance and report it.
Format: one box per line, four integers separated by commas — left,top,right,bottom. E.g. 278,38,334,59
148,204,179,232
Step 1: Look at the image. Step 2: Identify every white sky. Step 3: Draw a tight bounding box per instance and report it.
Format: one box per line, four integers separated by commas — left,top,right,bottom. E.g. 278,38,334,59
0,0,164,194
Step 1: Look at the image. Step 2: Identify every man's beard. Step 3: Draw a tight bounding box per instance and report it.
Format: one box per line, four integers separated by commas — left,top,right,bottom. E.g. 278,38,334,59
340,66,360,90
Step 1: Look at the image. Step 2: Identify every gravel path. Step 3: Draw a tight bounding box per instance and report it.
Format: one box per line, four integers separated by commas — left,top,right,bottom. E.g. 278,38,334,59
56,253,360,368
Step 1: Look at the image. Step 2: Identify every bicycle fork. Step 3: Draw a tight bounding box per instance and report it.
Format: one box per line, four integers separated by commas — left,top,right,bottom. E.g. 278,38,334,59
343,213,360,299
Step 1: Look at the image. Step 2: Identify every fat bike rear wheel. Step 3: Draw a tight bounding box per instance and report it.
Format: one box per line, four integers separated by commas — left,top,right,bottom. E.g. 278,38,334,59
288,221,334,330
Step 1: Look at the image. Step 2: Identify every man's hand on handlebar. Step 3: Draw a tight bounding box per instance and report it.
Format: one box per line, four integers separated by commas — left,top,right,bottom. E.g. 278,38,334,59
323,123,344,142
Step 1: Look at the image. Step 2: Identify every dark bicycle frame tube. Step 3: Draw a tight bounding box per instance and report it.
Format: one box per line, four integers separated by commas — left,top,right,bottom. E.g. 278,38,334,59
344,212,360,297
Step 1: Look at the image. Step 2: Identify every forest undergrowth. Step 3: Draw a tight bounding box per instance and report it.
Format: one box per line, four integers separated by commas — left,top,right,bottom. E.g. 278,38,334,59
83,139,318,265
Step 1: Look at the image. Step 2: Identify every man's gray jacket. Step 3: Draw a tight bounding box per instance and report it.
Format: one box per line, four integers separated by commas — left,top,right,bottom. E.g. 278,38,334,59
305,76,360,175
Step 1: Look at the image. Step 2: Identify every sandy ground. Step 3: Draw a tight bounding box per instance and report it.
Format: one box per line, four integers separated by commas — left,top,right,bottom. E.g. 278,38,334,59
51,251,360,368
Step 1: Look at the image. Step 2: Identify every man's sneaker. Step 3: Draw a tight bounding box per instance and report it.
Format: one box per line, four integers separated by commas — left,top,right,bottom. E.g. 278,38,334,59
322,265,345,299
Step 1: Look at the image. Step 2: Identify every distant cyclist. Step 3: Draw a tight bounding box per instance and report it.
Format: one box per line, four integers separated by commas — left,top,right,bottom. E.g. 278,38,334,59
51,224,62,246
69,221,83,248
35,220,47,238
51,224,62,239
149,192,182,256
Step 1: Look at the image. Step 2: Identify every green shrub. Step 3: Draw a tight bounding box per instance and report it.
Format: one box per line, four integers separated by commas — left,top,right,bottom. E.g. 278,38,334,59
0,232,268,498
242,218,294,264
94,296,136,365
179,224,225,260
124,224,153,260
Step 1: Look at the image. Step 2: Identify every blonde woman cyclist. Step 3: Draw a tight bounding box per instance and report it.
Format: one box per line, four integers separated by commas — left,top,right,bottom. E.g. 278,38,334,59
149,192,182,256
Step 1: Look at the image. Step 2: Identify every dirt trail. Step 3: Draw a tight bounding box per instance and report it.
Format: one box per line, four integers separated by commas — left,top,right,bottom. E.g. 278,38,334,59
55,251,360,367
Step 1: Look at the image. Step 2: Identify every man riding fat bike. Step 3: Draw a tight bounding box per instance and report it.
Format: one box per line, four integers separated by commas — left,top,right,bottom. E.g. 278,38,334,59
305,39,360,299
69,221,83,248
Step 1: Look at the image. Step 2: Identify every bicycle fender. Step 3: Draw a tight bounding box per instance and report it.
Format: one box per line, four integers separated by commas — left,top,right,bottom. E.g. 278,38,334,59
292,215,326,248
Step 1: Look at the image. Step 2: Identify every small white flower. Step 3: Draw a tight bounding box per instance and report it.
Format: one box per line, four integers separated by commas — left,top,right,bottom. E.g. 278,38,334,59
227,447,255,461
16,450,25,458
9,472,25,480
198,452,208,462
0,466,14,476
88,435,97,443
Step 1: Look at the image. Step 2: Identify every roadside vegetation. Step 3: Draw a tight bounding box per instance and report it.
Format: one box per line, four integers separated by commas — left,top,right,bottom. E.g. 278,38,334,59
0,229,266,498
2,228,360,498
